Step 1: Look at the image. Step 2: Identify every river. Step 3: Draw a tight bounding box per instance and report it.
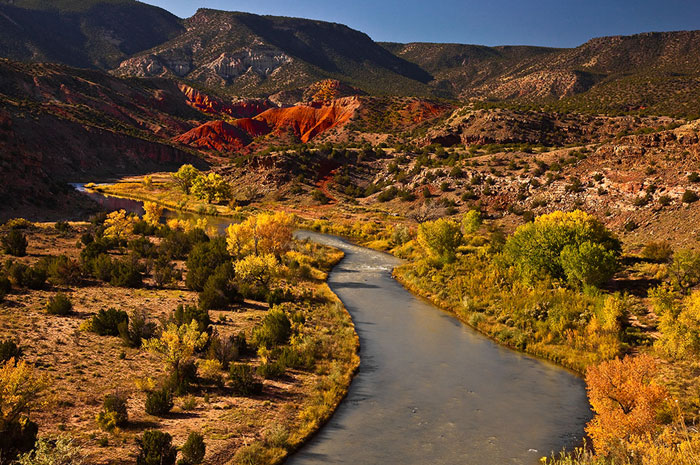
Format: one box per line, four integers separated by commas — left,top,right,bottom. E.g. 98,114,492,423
73,185,592,465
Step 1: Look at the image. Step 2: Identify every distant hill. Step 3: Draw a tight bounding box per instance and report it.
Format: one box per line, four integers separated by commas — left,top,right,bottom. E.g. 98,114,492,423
0,0,184,68
114,8,433,97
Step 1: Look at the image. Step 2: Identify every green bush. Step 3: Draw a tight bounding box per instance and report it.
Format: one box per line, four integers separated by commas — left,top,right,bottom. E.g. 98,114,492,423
90,308,129,337
8,263,46,290
110,258,143,288
44,255,82,286
560,241,619,287
2,230,28,256
172,304,210,333
180,432,206,465
229,363,263,396
251,308,291,349
682,190,699,203
185,237,230,291
46,293,72,316
256,361,286,379
153,257,181,288
136,431,177,465
198,264,238,311
97,393,128,431
0,339,21,363
504,210,620,285
206,331,245,369
145,387,173,416
118,308,156,348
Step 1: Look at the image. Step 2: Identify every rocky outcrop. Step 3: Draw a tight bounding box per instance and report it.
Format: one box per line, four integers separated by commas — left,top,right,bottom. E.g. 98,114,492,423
178,83,274,118
173,120,257,152
475,70,596,100
254,97,362,143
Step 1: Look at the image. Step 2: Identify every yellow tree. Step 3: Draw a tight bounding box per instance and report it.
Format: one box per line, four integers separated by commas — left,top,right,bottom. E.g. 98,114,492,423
234,254,278,288
226,212,294,258
103,210,136,240
0,358,48,439
142,202,163,227
417,218,463,264
144,321,208,392
585,354,667,457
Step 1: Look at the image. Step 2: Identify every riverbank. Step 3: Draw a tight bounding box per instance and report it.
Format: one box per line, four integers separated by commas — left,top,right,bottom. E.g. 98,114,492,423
0,218,359,465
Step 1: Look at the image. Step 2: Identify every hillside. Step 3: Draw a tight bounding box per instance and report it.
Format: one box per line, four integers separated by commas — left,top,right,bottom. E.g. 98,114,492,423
0,0,184,69
114,8,433,97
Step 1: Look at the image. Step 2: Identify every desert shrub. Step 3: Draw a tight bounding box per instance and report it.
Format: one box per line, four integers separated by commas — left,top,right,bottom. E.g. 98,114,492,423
136,431,177,465
180,432,205,465
228,363,262,396
185,237,230,291
128,237,158,259
256,361,286,379
96,393,128,431
145,387,173,416
0,420,38,463
504,210,621,285
46,294,72,316
0,274,10,301
172,304,210,333
206,331,243,369
0,339,21,363
277,345,315,370
667,249,700,293
198,263,238,311
641,241,673,263
16,435,84,465
196,359,223,386
90,308,129,337
109,258,143,288
682,189,698,203
8,263,46,290
153,257,181,288
118,308,156,348
43,255,82,286
251,308,291,349
417,218,463,264
2,230,28,256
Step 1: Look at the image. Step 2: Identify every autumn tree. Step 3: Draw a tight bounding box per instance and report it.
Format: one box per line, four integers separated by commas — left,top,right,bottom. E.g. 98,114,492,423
171,165,200,194
0,358,49,460
585,354,667,458
234,254,277,289
103,210,136,240
504,210,621,286
416,218,463,264
142,202,163,227
667,249,700,294
144,321,208,394
461,210,482,235
653,289,700,358
226,212,294,259
190,173,231,204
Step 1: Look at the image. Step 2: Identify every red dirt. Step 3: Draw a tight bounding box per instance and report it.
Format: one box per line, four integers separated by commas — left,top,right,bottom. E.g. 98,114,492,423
173,120,252,151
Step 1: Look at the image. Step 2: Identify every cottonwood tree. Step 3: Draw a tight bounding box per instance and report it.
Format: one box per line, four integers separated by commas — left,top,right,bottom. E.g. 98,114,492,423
103,210,136,240
585,354,667,458
144,322,208,393
416,218,463,264
234,254,278,288
226,212,293,259
171,164,200,194
190,173,231,204
142,202,163,227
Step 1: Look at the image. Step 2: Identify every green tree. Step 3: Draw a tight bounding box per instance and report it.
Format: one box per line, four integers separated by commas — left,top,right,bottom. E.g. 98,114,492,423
2,230,28,257
190,173,231,204
667,249,700,293
560,241,618,287
416,218,463,264
461,210,482,235
504,210,620,285
171,165,200,194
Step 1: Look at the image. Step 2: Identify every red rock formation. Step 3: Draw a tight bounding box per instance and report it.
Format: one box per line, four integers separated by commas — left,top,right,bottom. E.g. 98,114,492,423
254,97,361,143
178,83,273,118
173,121,254,152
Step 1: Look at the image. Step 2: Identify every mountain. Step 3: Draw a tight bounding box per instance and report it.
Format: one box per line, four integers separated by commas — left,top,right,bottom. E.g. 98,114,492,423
0,0,184,69
114,8,433,97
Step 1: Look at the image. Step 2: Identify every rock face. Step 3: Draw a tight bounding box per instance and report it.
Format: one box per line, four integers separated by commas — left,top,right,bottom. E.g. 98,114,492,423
178,84,274,118
173,121,254,152
255,97,362,143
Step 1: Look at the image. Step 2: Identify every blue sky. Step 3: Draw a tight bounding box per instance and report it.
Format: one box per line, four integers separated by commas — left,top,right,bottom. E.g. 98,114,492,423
141,0,700,48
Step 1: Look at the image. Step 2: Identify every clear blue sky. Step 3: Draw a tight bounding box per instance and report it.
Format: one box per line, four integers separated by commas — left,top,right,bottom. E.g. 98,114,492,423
141,0,700,48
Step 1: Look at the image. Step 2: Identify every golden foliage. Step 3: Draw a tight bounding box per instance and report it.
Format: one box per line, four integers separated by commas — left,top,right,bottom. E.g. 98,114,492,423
103,210,136,240
226,212,294,258
234,254,278,288
585,354,668,457
144,321,208,372
0,358,49,430
142,201,163,227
